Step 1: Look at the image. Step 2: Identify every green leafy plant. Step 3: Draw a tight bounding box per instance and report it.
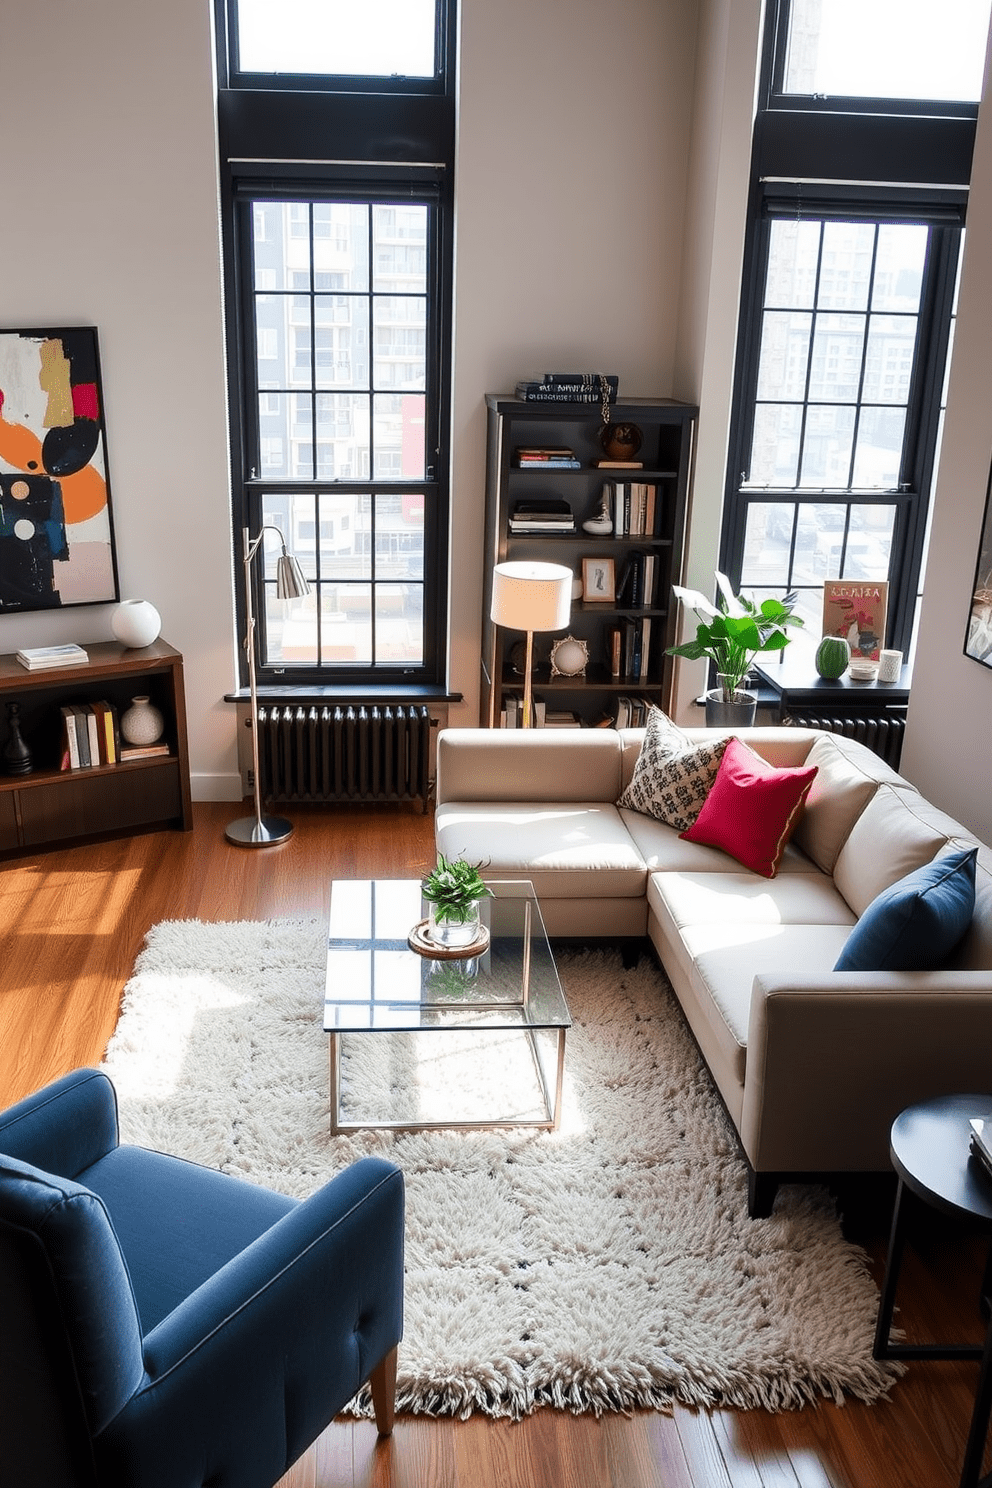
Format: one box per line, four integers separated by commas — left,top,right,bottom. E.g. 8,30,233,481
666,570,804,699
421,855,493,925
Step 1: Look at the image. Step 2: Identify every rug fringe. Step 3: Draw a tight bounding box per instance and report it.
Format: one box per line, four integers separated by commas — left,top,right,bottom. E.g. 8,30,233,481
349,1355,902,1422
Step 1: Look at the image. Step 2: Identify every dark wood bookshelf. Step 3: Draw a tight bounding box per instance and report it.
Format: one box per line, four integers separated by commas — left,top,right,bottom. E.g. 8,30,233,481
483,394,697,727
0,638,193,855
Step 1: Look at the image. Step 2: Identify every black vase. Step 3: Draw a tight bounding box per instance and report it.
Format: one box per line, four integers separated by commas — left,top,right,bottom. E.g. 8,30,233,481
3,702,32,776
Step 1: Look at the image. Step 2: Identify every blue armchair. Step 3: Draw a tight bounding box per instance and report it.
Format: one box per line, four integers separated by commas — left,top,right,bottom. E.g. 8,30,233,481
0,1067,404,1488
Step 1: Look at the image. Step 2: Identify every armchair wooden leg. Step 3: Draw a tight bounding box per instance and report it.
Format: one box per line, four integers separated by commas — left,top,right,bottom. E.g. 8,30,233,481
369,1345,398,1437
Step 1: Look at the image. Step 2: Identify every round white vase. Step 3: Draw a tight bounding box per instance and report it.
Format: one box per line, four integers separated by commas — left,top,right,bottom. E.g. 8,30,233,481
120,696,164,746
112,599,161,649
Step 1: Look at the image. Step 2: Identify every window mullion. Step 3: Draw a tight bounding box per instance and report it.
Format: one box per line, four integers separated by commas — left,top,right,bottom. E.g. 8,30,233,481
843,224,881,492
793,222,823,491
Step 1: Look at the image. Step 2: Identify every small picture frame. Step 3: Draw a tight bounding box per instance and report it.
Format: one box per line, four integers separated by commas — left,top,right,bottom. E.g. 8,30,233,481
582,557,616,603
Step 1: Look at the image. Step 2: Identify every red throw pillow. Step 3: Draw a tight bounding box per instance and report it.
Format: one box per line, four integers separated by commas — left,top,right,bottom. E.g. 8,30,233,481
679,736,818,878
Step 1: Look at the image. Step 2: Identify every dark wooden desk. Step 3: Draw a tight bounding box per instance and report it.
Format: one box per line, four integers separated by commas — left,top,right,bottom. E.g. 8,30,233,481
753,654,911,766
754,653,911,713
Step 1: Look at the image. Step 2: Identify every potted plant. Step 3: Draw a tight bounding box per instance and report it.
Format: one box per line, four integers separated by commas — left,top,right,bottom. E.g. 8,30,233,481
667,571,804,726
421,855,493,948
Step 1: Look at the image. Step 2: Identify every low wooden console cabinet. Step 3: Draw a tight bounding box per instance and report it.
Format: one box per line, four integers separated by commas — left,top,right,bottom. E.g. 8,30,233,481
0,638,193,856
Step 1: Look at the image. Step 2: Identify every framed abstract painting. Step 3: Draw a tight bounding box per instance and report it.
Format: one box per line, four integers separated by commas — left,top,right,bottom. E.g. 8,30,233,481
965,462,992,668
0,326,119,612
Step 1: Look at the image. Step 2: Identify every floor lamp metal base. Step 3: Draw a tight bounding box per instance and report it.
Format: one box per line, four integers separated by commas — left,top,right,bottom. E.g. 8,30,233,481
226,815,295,847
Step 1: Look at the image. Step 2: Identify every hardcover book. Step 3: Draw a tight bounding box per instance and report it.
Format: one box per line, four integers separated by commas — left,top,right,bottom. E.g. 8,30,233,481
821,580,888,659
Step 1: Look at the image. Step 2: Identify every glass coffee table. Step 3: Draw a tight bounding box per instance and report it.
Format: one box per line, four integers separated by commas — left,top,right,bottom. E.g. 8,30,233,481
324,879,570,1133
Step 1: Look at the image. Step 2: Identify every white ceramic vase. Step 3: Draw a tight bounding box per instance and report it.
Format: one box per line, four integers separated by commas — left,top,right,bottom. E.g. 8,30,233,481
112,599,161,649
120,696,164,746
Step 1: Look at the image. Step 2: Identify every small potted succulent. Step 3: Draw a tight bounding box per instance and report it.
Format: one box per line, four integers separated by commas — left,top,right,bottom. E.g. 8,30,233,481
421,855,493,948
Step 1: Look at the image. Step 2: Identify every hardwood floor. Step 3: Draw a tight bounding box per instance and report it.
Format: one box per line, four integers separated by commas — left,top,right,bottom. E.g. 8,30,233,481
2,801,989,1488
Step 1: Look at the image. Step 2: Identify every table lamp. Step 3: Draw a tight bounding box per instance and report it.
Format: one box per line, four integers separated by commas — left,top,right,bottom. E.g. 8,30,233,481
490,560,572,727
227,525,310,847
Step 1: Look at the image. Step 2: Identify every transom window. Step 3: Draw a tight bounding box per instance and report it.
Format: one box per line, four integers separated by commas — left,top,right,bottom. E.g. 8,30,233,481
233,0,438,79
779,0,991,103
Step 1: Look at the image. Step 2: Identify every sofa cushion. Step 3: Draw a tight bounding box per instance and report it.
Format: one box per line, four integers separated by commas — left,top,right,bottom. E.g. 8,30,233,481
679,736,817,878
650,869,856,931
617,707,729,832
833,784,977,917
622,808,820,874
835,846,979,972
435,801,647,898
665,921,855,1089
791,732,902,873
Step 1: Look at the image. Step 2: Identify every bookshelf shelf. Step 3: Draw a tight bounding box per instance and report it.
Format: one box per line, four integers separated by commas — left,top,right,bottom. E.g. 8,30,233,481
483,394,697,728
0,638,193,855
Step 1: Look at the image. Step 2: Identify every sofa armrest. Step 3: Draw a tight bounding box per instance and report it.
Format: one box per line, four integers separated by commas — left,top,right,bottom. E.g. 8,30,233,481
0,1068,119,1177
97,1157,404,1488
741,972,992,1174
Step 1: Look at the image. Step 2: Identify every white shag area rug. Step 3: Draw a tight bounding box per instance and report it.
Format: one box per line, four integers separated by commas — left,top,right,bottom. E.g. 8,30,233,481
102,917,898,1419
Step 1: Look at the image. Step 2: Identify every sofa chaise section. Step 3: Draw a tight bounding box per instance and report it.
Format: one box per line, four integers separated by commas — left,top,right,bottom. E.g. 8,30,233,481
435,723,992,1216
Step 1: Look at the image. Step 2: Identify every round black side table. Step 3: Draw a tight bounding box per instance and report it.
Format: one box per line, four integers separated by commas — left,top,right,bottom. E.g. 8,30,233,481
874,1093,992,1488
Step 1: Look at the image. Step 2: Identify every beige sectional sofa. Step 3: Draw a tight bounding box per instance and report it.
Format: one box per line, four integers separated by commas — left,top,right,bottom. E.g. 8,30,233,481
434,725,992,1215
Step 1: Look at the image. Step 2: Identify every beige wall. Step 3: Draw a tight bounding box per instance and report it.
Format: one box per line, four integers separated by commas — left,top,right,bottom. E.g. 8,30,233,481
449,0,700,724
669,0,764,725
0,0,239,799
899,37,992,839
0,0,702,791
4,0,984,823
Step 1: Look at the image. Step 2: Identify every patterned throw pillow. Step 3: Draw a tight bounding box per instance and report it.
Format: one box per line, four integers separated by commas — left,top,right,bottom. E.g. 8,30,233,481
617,707,730,832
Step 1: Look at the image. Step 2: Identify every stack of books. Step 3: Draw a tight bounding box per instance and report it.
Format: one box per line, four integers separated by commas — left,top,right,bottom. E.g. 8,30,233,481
60,701,119,770
513,446,581,470
58,701,170,770
17,644,89,671
615,551,657,609
604,481,659,535
606,617,653,682
499,692,547,728
509,498,575,534
515,373,619,405
613,696,649,728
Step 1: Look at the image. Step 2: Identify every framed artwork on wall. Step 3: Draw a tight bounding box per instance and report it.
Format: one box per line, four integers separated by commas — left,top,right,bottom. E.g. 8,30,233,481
965,462,992,668
0,326,119,613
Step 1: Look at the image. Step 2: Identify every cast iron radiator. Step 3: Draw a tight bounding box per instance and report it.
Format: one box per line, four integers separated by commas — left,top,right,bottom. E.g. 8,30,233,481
785,711,906,769
256,704,432,808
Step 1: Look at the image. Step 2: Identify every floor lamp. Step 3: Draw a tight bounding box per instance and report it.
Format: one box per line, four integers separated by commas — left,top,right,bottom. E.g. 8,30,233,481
227,525,310,848
490,561,572,728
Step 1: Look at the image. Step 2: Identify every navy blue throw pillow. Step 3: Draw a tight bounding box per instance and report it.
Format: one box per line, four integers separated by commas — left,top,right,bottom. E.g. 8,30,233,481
834,845,978,972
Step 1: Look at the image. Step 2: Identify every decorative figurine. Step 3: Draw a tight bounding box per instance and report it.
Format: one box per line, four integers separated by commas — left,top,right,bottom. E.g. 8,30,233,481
582,487,614,535
3,701,32,775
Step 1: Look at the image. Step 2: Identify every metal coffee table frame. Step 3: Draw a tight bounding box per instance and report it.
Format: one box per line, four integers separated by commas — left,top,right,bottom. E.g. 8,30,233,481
324,879,570,1134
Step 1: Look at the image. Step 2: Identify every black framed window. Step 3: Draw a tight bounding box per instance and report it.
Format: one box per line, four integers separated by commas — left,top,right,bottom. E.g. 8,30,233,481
720,0,979,660
217,0,454,688
725,195,962,653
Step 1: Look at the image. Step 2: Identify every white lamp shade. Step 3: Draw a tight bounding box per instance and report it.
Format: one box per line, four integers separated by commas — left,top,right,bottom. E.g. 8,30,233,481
491,561,572,633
